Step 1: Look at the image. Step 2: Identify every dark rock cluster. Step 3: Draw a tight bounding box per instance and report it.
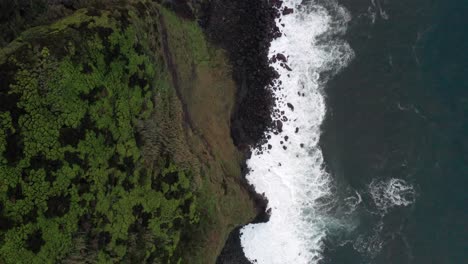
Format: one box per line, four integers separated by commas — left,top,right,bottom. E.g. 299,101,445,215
215,226,252,264
205,0,281,149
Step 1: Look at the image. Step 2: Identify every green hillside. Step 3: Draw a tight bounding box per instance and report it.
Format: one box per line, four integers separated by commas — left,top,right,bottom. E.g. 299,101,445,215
0,2,255,263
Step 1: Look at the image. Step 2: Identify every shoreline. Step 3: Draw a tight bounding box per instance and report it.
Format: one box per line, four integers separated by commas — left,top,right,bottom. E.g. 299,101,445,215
203,0,284,262
205,0,280,148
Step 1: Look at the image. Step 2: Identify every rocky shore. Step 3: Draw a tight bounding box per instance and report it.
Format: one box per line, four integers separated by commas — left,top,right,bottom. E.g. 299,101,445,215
158,1,283,259
202,0,283,262
205,0,280,148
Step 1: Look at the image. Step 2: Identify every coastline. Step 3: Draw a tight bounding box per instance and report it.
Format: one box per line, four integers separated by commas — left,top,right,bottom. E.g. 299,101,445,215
205,0,280,148
203,0,282,262
215,0,355,262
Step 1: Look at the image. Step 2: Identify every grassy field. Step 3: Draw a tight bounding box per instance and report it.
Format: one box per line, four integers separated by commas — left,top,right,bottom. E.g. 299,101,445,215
0,2,255,263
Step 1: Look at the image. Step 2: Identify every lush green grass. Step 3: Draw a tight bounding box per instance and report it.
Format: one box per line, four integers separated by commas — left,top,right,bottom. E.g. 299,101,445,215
0,5,201,263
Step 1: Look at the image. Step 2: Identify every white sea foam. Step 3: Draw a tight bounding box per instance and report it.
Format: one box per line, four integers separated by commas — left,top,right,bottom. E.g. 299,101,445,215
344,191,362,215
346,178,416,258
353,221,385,257
369,178,416,213
240,1,353,263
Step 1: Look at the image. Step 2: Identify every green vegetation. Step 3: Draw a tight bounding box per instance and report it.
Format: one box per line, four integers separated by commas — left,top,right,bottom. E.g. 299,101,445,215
0,2,255,263
1,5,192,263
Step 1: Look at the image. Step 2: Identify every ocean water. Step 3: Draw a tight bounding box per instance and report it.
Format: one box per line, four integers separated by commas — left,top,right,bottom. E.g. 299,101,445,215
320,0,468,263
240,0,467,263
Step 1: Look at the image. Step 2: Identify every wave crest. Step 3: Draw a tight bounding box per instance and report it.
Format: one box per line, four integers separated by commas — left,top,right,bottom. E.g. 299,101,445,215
240,1,353,263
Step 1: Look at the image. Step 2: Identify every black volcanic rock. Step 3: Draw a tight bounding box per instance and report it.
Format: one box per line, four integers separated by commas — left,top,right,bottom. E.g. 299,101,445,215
216,227,253,264
209,0,281,262
282,7,294,15
206,0,280,148
276,53,287,62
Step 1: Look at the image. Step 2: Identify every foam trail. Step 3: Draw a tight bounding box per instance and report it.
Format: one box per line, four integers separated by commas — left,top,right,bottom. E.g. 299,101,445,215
240,1,353,263
369,178,416,213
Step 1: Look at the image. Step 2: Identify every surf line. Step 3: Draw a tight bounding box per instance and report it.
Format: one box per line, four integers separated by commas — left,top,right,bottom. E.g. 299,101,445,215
240,1,353,263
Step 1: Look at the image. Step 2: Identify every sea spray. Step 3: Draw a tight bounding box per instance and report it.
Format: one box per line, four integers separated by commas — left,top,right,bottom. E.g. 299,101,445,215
240,0,353,263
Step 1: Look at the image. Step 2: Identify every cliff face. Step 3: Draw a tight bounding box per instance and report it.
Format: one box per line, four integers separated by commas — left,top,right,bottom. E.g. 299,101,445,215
0,1,255,263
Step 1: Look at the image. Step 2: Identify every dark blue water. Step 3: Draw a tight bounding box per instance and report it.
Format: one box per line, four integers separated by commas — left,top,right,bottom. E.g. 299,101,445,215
320,0,468,263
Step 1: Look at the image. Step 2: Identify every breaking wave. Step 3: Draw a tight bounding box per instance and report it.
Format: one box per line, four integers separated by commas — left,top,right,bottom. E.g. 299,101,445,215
240,1,353,263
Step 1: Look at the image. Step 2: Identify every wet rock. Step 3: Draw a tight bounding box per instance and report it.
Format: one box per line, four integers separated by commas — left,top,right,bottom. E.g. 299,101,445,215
275,120,283,132
282,7,294,15
216,227,256,264
276,53,287,62
271,0,284,8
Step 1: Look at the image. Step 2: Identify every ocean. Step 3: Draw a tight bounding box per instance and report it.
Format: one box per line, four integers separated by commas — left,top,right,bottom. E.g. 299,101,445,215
238,0,468,263
320,0,468,263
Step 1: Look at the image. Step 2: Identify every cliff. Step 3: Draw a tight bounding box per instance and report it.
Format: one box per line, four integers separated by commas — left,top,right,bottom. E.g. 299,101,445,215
0,1,257,263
